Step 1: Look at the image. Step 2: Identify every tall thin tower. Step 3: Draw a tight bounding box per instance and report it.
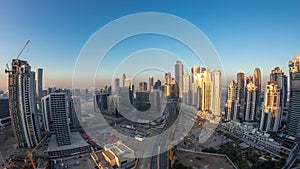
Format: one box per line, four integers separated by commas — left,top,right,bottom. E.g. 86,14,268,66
254,68,261,120
175,61,184,98
225,80,238,121
237,71,245,120
210,70,221,116
36,68,43,99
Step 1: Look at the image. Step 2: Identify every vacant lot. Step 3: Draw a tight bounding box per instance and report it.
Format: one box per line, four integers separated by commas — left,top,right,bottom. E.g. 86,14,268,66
176,150,235,169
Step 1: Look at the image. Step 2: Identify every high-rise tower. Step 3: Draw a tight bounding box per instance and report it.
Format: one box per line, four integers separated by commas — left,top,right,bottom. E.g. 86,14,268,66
175,61,184,98
225,80,238,121
270,67,288,107
287,54,300,137
183,73,192,105
200,68,211,111
122,73,126,87
149,76,154,92
210,70,221,116
42,93,71,146
259,82,280,132
139,81,147,91
237,71,245,120
244,81,257,122
36,68,43,99
6,59,41,148
114,78,120,95
254,68,262,120
270,67,287,127
164,72,172,97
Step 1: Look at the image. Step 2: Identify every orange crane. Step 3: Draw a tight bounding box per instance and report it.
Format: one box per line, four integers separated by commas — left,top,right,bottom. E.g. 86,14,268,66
25,135,48,169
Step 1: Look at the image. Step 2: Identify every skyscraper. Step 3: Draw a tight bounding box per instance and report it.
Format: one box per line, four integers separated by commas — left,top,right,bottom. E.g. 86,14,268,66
122,73,126,87
175,61,184,98
191,65,200,83
6,59,41,148
154,80,162,90
183,73,192,105
270,67,287,127
287,54,300,137
36,68,43,99
254,68,261,120
259,82,280,132
237,71,245,120
124,78,133,91
210,70,221,116
270,67,288,107
244,81,257,122
139,81,147,91
164,72,172,97
200,68,211,111
42,93,71,146
114,78,120,95
149,76,154,92
191,66,201,109
225,80,238,121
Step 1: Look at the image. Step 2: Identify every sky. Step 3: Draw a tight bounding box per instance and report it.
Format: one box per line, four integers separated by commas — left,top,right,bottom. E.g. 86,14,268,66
0,0,300,90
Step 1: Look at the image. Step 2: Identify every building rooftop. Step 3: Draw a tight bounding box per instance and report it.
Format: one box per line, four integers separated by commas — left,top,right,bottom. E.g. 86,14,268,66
48,132,89,152
104,141,134,158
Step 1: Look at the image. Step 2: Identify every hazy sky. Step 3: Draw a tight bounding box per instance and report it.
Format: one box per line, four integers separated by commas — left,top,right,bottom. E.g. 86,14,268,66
1,0,300,90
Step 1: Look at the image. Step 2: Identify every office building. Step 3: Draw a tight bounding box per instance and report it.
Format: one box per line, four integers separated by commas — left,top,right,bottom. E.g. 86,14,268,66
175,61,184,98
287,54,300,137
259,82,280,132
6,59,41,148
42,93,71,146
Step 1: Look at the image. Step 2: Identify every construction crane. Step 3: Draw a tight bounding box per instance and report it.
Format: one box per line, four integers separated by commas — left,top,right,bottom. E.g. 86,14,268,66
5,40,30,74
24,135,48,169
16,40,30,59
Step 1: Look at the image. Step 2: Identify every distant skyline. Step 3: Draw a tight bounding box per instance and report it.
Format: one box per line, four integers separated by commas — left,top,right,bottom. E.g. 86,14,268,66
1,1,300,90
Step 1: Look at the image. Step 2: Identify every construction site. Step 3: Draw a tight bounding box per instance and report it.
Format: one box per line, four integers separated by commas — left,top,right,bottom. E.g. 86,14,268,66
0,125,50,169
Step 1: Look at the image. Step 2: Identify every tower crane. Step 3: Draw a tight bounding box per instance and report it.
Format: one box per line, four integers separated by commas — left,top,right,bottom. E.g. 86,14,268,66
24,134,48,169
17,40,30,59
5,40,30,73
